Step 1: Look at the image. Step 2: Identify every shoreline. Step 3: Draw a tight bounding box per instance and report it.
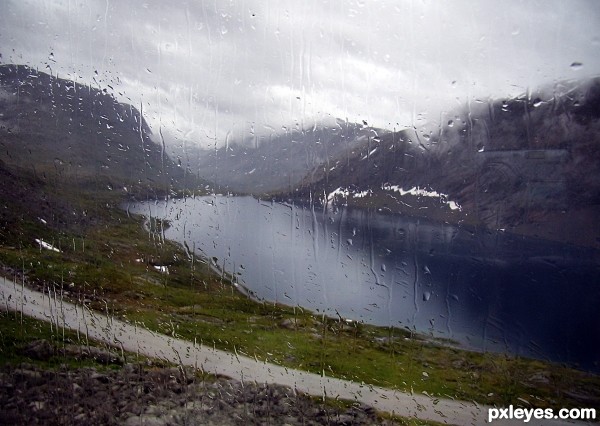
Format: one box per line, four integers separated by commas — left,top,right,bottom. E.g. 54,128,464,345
128,194,600,374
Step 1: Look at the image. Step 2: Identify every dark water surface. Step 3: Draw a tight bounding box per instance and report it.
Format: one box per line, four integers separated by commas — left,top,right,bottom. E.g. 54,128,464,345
127,196,600,372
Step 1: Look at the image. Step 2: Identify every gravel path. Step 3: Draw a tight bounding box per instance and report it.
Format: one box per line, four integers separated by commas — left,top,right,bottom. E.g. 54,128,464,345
0,276,582,425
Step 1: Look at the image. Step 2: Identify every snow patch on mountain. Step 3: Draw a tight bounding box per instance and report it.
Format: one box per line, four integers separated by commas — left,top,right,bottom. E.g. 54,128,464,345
382,184,462,210
326,185,461,211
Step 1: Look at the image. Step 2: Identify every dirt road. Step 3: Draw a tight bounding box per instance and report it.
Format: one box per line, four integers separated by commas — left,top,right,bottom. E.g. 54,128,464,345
0,276,584,425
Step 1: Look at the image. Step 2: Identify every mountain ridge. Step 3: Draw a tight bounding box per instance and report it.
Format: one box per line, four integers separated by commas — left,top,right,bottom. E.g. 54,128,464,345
169,120,388,194
0,64,201,195
286,76,600,247
0,64,205,246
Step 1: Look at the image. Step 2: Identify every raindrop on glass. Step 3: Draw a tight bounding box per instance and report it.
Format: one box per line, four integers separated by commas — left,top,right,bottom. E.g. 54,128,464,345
570,61,583,70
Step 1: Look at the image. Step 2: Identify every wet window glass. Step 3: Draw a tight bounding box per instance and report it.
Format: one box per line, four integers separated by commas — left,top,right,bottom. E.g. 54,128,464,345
1,1,599,424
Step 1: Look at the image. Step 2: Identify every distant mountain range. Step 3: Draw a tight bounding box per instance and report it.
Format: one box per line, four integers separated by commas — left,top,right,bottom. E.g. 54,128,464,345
169,120,388,194
289,77,600,246
2,64,598,247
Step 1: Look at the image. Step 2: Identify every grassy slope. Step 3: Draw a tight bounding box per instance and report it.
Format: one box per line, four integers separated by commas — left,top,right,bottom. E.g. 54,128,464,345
0,177,598,413
3,312,451,426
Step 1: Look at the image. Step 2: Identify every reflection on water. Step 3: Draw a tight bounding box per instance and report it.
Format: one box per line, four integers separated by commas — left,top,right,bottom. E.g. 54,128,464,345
127,196,600,372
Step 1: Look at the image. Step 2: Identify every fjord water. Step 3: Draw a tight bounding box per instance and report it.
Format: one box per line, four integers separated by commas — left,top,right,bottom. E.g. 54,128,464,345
127,196,600,371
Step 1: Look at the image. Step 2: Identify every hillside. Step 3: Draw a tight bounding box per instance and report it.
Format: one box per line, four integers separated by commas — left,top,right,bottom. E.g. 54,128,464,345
0,64,207,247
0,64,200,195
291,77,600,247
170,120,387,194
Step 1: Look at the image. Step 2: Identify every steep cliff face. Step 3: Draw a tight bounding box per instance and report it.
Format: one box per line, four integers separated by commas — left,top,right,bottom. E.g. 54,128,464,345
0,64,194,193
0,64,207,246
292,77,600,244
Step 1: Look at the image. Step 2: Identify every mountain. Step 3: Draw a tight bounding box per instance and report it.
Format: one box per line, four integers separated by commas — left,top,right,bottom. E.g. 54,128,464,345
0,64,199,195
170,120,387,194
0,64,206,246
290,77,600,247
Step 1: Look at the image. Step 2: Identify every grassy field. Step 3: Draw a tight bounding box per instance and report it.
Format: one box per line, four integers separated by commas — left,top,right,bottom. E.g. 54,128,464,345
0,293,447,426
1,182,599,413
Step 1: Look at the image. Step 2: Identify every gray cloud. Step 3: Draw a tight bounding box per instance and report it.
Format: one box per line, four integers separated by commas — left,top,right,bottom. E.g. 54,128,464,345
2,0,599,147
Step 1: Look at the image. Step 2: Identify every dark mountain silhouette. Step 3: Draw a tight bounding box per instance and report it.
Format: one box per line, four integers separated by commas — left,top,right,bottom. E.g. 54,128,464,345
0,64,205,245
170,120,387,194
0,64,199,194
290,77,600,246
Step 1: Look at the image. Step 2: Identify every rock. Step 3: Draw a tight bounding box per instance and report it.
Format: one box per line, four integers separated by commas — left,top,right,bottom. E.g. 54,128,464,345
144,405,162,415
62,344,124,365
358,403,376,415
124,415,166,426
29,401,45,411
336,413,356,425
280,318,296,329
90,371,110,383
0,361,389,425
527,371,550,385
123,363,138,374
22,340,54,360
87,346,124,365
12,368,43,383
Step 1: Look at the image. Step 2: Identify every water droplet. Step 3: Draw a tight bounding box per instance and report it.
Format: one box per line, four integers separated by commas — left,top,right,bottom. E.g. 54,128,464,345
346,238,353,246
532,99,543,108
447,120,454,128
381,264,386,272
396,228,406,239
423,291,431,301
570,62,583,70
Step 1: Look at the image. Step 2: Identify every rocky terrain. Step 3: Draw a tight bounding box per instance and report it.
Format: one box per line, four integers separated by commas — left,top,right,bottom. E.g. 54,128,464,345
289,77,600,247
0,340,387,426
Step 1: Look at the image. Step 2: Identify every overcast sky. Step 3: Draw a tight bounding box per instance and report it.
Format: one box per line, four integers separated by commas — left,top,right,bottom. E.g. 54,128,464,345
1,0,599,147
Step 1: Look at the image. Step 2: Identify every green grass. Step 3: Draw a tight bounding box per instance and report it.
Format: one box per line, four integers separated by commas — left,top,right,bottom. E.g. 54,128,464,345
0,312,447,425
0,310,122,370
1,183,599,413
